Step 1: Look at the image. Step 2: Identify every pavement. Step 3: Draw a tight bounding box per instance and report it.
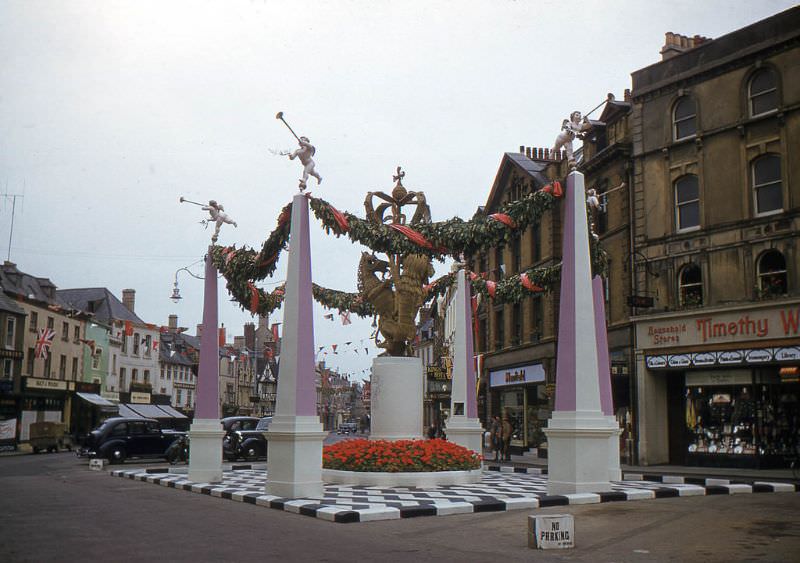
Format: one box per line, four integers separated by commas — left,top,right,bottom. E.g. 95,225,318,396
1,452,799,562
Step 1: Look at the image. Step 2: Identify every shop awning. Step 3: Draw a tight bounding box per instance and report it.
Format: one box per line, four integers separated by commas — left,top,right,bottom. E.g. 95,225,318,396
76,392,119,412
154,405,188,419
118,404,146,418
125,403,187,420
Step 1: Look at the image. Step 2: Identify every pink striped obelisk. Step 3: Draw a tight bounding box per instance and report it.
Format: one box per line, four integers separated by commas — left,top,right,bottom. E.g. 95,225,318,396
266,193,326,498
544,171,618,494
593,275,622,480
188,249,225,483
444,268,484,454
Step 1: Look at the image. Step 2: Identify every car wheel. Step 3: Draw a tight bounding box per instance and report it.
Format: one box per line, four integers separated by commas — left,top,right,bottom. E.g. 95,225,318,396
32,446,40,454
108,447,127,464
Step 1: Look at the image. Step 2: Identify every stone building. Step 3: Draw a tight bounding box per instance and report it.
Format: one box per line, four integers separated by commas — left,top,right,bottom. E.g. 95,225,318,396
629,8,800,468
469,7,800,469
0,262,89,441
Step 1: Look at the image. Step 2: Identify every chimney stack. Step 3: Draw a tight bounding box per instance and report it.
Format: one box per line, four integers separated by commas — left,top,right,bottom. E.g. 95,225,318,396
122,289,136,313
244,322,256,350
168,314,178,331
196,323,203,339
660,32,711,60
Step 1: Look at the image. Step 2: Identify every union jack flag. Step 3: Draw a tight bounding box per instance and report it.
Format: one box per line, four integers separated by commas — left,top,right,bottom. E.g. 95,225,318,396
35,328,56,359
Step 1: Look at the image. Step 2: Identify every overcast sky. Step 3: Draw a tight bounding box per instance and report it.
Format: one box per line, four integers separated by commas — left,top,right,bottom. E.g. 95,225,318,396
1,0,795,380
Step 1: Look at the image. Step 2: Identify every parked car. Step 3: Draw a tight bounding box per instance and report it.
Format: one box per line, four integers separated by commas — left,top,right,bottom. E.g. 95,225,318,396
76,417,184,464
337,422,358,435
29,421,72,453
221,416,271,461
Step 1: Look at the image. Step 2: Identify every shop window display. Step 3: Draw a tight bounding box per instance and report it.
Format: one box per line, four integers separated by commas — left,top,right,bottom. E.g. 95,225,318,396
685,382,799,467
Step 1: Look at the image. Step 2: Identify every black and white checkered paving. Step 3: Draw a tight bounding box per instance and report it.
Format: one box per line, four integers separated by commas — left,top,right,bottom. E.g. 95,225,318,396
110,464,798,524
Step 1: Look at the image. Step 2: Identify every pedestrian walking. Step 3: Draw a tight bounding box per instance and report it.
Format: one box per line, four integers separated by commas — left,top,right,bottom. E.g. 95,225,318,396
489,416,502,461
501,416,513,462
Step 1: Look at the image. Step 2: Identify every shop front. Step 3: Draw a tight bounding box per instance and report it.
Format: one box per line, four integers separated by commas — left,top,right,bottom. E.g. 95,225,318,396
20,377,70,442
488,362,548,453
635,301,800,468
71,381,119,438
424,365,451,437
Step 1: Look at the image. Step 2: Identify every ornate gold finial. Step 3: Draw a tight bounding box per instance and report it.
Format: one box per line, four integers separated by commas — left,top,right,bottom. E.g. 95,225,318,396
359,168,434,356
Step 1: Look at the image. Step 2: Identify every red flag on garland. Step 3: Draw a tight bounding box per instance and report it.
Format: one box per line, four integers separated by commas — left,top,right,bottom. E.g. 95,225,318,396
328,204,350,233
271,323,281,342
489,213,517,229
485,280,497,299
388,223,435,249
247,282,260,313
542,181,563,197
520,273,544,292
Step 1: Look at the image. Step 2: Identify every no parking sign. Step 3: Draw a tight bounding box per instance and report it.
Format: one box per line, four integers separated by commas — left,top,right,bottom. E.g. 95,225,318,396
528,514,574,549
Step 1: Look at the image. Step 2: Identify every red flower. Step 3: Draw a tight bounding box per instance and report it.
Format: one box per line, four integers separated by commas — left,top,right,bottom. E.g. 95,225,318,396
322,439,480,472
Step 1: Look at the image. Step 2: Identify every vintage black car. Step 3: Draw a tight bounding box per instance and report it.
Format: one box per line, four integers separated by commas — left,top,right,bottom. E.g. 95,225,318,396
222,416,271,461
77,417,184,464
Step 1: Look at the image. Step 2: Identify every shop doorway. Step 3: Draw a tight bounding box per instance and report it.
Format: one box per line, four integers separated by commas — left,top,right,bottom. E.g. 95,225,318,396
667,373,687,464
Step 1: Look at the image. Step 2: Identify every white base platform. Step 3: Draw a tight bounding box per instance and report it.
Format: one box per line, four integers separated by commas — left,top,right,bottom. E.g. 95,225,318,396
445,417,484,455
188,418,225,484
265,415,327,498
370,356,424,440
322,468,482,487
544,411,618,494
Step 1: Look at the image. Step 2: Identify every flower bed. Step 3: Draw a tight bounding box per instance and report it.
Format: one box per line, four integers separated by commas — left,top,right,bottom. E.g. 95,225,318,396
323,439,481,473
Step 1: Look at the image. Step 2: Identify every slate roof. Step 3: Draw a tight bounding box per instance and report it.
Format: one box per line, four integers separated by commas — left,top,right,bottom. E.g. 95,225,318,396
56,287,144,324
0,291,25,315
158,332,196,366
0,262,60,305
484,152,551,212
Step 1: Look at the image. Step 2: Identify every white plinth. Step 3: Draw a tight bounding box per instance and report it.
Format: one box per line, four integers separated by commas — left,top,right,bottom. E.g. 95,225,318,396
265,415,327,498
322,468,482,487
370,356,424,440
445,418,484,455
605,416,622,481
544,411,618,494
188,418,224,484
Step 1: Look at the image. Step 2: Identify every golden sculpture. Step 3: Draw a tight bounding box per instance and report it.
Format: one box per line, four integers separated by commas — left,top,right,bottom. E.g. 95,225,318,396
360,168,434,356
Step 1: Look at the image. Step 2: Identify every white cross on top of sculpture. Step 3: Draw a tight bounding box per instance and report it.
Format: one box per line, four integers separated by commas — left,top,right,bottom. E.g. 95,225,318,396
276,111,322,190
552,110,592,168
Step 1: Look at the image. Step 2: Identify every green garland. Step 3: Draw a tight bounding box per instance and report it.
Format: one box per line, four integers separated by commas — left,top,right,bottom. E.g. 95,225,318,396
212,187,608,317
311,284,375,317
308,189,560,258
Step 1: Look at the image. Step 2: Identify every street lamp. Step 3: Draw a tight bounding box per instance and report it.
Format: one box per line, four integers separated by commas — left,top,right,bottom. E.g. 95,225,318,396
170,266,206,303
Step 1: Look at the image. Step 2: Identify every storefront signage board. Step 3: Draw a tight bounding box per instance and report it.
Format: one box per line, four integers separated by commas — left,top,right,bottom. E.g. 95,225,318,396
101,391,120,402
25,377,67,391
489,363,545,388
647,346,798,370
130,392,151,404
638,305,800,349
686,370,751,386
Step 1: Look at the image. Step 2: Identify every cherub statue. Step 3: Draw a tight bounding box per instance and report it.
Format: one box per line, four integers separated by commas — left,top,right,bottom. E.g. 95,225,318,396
202,200,237,243
586,188,600,210
288,136,322,190
552,111,592,167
